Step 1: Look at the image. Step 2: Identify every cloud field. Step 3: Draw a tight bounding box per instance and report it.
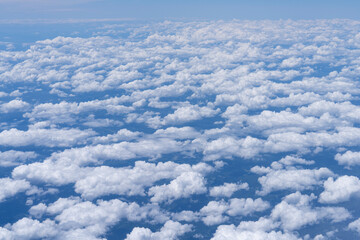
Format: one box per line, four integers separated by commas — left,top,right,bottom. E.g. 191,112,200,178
0,19,360,239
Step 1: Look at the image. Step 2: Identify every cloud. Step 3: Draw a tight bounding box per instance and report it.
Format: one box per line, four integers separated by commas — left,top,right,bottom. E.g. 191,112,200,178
0,218,58,240
24,197,170,240
75,162,213,200
12,138,188,186
0,178,31,202
162,105,220,125
199,198,270,226
0,150,37,167
349,218,360,235
0,123,96,147
125,220,192,240
319,176,360,204
271,192,351,231
209,182,249,198
0,99,30,113
335,151,360,167
211,220,300,240
252,164,333,195
148,172,207,204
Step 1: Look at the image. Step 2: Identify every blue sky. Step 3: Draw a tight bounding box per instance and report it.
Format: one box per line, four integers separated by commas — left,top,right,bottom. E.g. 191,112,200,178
1,0,360,21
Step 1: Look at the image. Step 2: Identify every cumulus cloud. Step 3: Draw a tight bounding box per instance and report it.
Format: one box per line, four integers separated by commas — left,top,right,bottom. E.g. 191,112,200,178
0,150,37,167
75,162,213,199
200,198,270,226
209,182,249,198
348,218,360,235
0,99,30,113
162,105,220,125
271,192,351,231
319,175,360,203
125,220,192,240
23,198,170,240
0,178,31,202
11,138,198,186
0,124,96,147
335,151,360,167
253,164,333,195
211,219,300,240
148,172,207,204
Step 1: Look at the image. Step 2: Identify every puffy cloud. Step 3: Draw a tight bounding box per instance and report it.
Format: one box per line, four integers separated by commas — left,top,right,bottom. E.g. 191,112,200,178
0,91,8,98
125,220,192,240
271,192,351,231
0,178,31,202
0,198,170,239
75,161,213,199
162,105,220,125
153,127,200,139
319,175,360,203
263,127,360,154
278,155,315,166
11,138,196,186
335,151,360,167
0,218,58,240
199,198,270,226
0,150,37,167
348,218,360,235
0,124,96,147
202,136,264,160
25,198,170,240
0,99,30,113
254,166,333,195
148,172,207,203
211,220,300,240
209,182,249,198
25,99,134,124
91,129,141,144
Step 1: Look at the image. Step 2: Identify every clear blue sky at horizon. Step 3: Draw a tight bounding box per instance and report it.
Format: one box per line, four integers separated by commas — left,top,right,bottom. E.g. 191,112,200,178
1,0,360,21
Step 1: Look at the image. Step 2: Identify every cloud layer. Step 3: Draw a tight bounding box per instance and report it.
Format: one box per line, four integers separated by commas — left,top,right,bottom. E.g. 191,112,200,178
0,19,360,239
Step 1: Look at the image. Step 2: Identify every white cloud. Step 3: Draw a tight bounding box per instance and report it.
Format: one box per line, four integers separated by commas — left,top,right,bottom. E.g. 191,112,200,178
271,192,351,231
278,155,314,166
4,198,170,240
254,166,333,195
153,127,200,139
91,129,141,144
349,218,360,235
209,182,249,198
12,138,190,186
335,151,360,167
162,104,220,125
0,150,37,167
211,222,300,240
0,218,58,240
125,220,192,240
199,198,270,226
25,99,134,124
0,178,31,202
319,176,360,204
0,99,30,113
148,172,207,204
75,161,213,199
0,124,96,147
0,91,8,98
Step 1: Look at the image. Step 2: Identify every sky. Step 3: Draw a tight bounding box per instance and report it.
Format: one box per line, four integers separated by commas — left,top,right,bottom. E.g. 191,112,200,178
1,1,360,240
1,0,360,21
